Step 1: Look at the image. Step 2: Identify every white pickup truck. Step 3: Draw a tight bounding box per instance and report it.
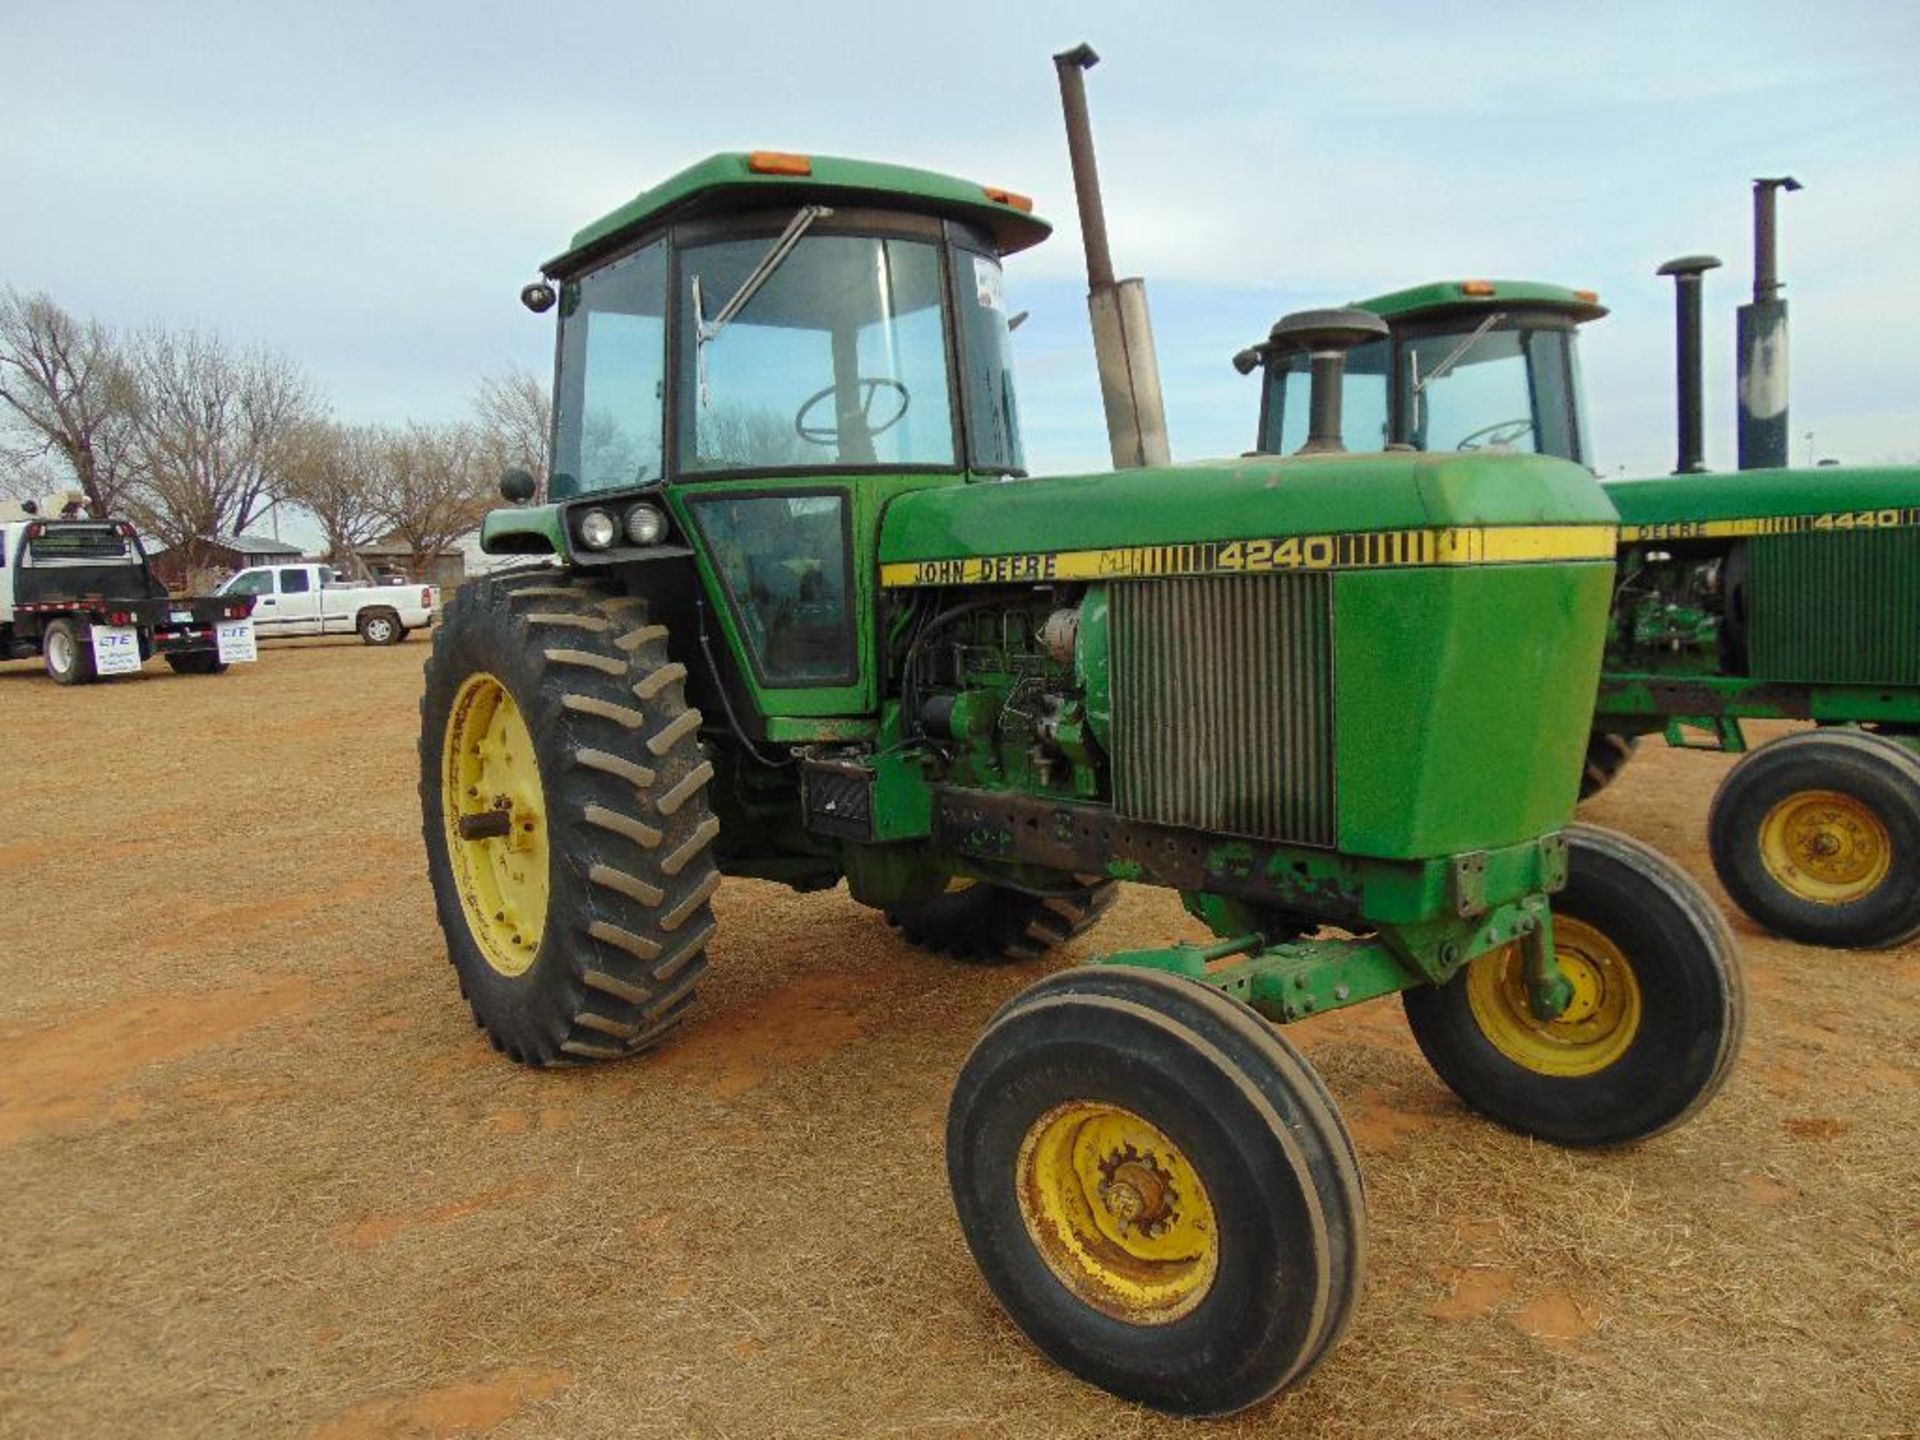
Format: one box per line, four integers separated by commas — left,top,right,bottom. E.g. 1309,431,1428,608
215,563,438,645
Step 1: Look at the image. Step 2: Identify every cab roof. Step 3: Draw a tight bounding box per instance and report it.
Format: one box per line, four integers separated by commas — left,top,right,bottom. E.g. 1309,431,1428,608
1356,280,1609,324
546,152,1052,277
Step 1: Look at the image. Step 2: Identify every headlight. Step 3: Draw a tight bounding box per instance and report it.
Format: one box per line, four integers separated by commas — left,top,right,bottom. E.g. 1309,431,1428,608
576,508,617,550
624,503,666,546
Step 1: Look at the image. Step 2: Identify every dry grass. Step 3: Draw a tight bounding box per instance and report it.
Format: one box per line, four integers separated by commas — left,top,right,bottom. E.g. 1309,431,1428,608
0,642,1915,1439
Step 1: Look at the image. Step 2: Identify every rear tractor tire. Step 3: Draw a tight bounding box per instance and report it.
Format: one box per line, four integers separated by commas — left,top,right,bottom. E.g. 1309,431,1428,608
886,879,1117,964
1706,728,1920,949
42,618,96,686
419,571,721,1066
166,651,228,676
1402,822,1743,1147
948,966,1365,1416
1578,732,1639,801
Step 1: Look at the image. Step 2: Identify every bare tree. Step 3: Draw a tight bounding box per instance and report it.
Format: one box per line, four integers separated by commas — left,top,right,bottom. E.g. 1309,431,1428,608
373,422,494,577
0,289,142,518
472,369,552,495
283,421,389,573
127,326,319,552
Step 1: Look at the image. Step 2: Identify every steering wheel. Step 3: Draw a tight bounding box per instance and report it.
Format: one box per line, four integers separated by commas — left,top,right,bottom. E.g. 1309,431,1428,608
795,378,911,446
1454,417,1535,451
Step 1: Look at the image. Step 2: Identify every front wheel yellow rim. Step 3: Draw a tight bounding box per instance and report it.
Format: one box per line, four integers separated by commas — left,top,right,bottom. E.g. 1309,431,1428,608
1466,917,1642,1078
442,673,549,977
1016,1101,1218,1324
1757,789,1891,905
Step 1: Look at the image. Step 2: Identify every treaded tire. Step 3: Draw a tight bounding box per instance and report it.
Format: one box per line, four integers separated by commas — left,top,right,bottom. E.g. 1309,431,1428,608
1707,727,1920,949
1403,823,1743,1147
360,608,404,645
887,880,1117,963
419,571,721,1065
43,618,96,685
948,966,1365,1416
166,651,228,675
1578,732,1639,801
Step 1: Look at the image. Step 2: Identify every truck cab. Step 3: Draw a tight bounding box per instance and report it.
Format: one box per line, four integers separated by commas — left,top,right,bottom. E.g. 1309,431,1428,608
1248,280,1603,466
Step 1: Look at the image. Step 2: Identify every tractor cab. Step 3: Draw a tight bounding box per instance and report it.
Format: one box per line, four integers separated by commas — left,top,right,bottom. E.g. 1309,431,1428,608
1245,280,1605,467
485,152,1046,713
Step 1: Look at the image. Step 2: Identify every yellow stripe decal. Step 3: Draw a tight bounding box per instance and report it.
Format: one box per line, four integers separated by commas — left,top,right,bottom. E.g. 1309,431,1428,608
1620,507,1920,543
879,524,1616,589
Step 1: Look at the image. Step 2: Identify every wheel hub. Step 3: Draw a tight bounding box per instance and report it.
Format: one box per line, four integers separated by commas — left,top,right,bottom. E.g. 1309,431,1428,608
1467,916,1642,1078
1016,1101,1218,1325
442,673,549,977
1758,789,1890,904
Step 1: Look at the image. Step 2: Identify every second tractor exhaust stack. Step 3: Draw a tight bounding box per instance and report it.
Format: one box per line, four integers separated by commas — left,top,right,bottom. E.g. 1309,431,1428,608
1737,176,1802,470
1053,44,1171,470
1657,254,1723,474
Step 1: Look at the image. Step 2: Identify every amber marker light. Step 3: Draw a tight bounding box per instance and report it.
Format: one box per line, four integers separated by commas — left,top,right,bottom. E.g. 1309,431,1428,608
1574,289,1601,303
1461,280,1497,296
748,151,812,176
984,186,1034,212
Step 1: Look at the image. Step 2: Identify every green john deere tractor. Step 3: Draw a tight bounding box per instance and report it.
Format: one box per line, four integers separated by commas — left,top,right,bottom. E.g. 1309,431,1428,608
420,149,1742,1415
1240,195,1920,952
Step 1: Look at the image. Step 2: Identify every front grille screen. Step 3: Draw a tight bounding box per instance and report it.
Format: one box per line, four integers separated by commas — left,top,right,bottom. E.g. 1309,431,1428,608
1111,573,1335,846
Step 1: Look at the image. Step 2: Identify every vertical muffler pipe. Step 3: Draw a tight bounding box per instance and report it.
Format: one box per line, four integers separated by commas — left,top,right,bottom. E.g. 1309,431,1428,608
1053,43,1171,470
1656,255,1723,474
1264,309,1391,455
1737,176,1802,470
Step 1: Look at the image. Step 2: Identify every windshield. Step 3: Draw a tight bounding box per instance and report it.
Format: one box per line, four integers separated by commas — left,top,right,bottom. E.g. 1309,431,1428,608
676,232,956,472
1401,325,1581,460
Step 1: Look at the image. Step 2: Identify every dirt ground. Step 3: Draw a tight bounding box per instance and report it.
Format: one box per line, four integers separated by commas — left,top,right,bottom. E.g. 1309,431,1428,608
1,639,1916,1440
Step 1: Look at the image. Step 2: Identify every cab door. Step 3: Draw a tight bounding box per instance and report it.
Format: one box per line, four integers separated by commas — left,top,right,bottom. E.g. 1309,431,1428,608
274,567,322,634
224,569,279,631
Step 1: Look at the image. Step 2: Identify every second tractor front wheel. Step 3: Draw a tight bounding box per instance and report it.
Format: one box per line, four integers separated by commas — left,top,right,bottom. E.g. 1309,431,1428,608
1402,823,1743,1147
1706,728,1920,948
1578,732,1639,801
948,967,1364,1416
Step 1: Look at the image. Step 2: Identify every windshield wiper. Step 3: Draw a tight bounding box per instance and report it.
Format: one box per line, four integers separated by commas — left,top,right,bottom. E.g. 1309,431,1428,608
692,204,832,406
1411,311,1506,398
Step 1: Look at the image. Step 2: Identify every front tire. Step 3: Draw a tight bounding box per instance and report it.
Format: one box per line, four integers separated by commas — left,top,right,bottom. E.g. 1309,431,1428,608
948,967,1365,1416
419,572,721,1065
887,880,1116,963
1403,823,1743,1147
43,618,96,685
1707,728,1920,948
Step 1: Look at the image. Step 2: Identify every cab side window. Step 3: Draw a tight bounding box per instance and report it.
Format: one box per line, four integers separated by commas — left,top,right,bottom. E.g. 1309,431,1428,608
280,568,311,594
688,491,852,685
227,570,273,597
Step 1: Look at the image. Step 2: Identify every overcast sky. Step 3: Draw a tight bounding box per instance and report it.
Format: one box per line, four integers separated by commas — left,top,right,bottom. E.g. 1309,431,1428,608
8,0,1917,535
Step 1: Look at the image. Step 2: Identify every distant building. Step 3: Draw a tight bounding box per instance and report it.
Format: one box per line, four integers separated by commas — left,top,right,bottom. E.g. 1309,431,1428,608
146,533,306,592
351,534,468,590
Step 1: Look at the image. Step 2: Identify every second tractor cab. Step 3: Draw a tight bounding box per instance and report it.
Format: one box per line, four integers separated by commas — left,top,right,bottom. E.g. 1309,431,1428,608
421,151,1742,1415
1244,260,1920,951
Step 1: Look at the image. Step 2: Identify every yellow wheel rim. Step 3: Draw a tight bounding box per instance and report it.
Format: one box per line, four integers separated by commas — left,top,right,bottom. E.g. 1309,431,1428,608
1757,789,1891,905
1016,1101,1218,1324
442,673,549,978
1466,917,1641,1078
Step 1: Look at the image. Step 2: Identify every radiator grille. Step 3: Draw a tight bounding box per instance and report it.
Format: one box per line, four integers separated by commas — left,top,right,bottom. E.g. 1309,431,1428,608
1111,573,1335,846
1746,530,1920,685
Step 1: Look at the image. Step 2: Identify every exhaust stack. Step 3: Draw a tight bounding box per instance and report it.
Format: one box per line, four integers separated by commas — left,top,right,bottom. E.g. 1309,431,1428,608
1737,176,1802,470
1657,255,1723,474
1265,309,1390,455
1052,44,1171,470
